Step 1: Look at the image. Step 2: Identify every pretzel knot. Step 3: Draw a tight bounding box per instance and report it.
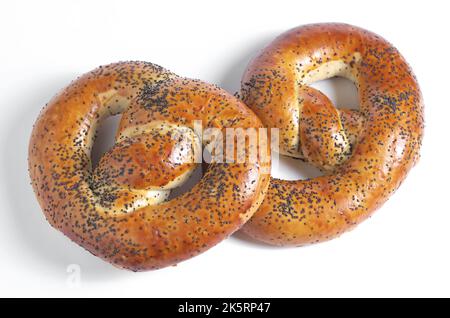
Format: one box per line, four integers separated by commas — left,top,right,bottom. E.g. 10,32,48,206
29,62,270,271
91,121,201,213
287,85,365,171
242,54,366,172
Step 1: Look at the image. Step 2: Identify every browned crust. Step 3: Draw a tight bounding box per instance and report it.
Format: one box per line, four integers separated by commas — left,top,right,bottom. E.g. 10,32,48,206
28,61,270,270
240,23,424,245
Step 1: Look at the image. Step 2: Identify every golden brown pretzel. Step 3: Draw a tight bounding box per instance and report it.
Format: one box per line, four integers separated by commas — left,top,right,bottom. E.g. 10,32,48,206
240,23,424,245
29,61,270,271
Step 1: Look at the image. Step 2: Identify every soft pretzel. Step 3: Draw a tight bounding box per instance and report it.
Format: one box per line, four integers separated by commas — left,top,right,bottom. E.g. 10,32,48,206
240,23,424,245
29,61,270,271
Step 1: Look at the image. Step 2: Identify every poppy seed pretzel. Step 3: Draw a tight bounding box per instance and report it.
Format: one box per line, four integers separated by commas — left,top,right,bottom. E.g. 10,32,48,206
240,23,424,245
29,61,270,271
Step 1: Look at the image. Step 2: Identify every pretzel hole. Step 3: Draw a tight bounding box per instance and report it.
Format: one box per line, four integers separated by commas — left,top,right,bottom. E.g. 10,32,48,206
272,155,323,181
167,162,208,200
91,114,121,169
310,76,359,111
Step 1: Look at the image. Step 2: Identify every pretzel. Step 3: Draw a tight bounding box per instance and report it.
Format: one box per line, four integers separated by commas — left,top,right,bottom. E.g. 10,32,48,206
240,23,424,245
29,61,270,270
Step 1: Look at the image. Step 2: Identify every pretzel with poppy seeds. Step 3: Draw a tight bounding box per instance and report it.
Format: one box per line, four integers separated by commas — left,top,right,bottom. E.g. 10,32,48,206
29,61,270,270
240,23,424,245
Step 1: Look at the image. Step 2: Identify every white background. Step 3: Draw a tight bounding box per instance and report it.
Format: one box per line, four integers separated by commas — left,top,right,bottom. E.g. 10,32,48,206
0,0,448,297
